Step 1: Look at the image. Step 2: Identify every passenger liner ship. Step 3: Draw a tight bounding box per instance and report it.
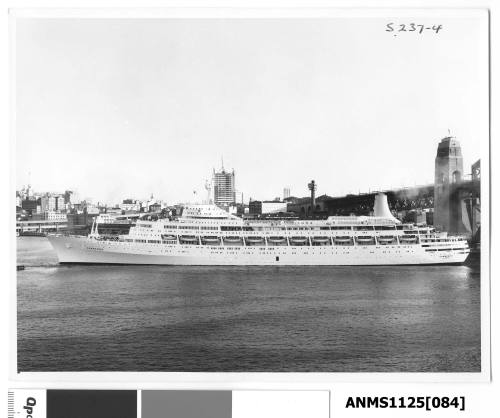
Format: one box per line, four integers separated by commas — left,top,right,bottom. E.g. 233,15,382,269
48,194,469,265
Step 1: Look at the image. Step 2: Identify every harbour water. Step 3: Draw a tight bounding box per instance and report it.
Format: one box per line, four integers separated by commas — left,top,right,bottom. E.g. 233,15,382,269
17,236,481,372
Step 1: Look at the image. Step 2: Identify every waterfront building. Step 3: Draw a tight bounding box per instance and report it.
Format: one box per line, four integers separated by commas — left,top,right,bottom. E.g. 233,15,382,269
283,187,291,200
21,198,38,215
45,211,68,221
149,202,161,212
249,200,288,215
40,193,65,213
29,211,66,221
248,200,260,215
85,204,100,215
67,211,98,233
105,208,123,215
120,199,141,212
144,194,165,212
40,195,57,212
212,164,235,207
284,196,299,204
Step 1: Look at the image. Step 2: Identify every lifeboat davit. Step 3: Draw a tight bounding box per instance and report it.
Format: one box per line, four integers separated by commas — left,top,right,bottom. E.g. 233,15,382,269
290,236,309,245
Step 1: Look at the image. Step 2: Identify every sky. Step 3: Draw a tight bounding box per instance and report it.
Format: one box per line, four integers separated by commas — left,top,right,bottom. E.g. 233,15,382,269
15,15,488,205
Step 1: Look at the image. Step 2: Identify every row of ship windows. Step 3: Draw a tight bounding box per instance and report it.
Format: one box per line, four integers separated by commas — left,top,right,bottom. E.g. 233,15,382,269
425,248,468,252
99,243,419,252
119,239,422,249
95,247,419,256
147,251,414,256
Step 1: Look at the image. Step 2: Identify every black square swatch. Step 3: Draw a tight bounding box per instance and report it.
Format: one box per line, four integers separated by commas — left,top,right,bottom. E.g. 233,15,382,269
47,390,137,418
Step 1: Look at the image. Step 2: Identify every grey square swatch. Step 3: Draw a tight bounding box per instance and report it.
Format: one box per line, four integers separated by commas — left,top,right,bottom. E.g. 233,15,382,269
142,390,231,418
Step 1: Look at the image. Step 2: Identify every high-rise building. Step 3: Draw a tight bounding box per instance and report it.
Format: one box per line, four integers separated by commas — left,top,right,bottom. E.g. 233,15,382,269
212,164,235,207
40,194,65,212
41,194,56,212
283,187,290,200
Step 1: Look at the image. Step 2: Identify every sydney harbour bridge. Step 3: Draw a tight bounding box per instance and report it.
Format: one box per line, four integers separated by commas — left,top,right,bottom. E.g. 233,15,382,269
288,136,480,242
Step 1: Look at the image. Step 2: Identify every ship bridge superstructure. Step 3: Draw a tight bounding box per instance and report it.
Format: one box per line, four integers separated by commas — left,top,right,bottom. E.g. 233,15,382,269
123,197,463,251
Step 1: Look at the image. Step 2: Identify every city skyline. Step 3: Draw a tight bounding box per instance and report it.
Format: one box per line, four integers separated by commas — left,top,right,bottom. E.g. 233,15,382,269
16,144,480,207
16,17,486,204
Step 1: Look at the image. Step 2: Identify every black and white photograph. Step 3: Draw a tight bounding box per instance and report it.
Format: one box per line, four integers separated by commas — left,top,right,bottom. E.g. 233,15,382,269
13,10,489,374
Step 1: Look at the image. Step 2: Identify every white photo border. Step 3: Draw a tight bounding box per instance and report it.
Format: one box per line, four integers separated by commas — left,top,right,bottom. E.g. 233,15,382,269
8,6,491,387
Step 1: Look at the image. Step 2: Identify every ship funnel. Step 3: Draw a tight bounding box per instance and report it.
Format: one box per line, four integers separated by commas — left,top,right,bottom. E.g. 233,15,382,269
373,193,400,223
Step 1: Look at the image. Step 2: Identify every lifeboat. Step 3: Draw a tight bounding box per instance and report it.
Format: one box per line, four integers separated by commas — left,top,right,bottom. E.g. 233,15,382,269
290,236,309,245
223,236,243,245
378,236,395,244
312,236,331,245
162,234,177,241
268,236,287,245
246,236,264,245
356,236,375,244
179,235,198,244
201,236,220,244
334,236,352,244
400,235,418,243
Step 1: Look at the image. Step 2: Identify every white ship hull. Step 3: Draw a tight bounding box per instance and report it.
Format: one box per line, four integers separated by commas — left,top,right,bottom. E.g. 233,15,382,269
47,235,469,266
